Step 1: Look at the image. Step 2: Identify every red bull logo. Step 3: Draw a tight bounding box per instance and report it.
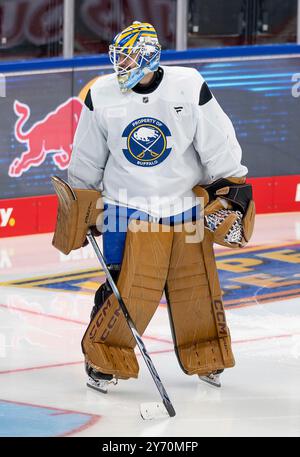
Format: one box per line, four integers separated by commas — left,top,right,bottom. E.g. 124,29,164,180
9,97,83,177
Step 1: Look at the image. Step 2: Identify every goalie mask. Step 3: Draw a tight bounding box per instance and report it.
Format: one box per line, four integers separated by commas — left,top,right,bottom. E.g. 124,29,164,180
109,21,161,93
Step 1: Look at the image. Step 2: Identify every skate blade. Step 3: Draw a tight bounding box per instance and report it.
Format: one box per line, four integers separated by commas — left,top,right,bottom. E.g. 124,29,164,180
199,376,221,388
86,380,108,394
140,402,169,420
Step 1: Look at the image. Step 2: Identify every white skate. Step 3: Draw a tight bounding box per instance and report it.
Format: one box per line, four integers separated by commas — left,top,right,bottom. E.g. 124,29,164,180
199,370,222,388
85,362,118,393
86,376,118,394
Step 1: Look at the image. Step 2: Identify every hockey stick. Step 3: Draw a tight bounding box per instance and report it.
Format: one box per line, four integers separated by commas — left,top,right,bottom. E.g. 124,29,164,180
87,231,176,419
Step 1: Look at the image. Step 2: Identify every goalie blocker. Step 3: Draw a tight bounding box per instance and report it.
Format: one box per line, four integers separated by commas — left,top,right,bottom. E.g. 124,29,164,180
51,176,255,381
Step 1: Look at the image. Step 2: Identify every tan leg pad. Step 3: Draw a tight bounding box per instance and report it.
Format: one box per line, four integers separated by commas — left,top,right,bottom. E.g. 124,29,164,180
82,220,173,379
166,227,235,375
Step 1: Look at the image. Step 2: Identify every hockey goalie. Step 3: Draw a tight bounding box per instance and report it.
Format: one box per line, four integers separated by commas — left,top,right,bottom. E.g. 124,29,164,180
52,21,255,393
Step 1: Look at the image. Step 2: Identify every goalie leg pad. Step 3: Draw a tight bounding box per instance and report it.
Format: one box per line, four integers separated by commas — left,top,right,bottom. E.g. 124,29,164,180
82,220,173,379
166,227,235,376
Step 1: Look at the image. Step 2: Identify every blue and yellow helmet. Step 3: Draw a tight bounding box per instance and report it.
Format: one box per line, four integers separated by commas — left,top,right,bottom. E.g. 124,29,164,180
109,21,161,92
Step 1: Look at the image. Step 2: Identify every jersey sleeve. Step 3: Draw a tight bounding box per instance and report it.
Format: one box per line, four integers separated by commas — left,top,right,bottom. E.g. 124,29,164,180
192,74,248,181
68,89,109,190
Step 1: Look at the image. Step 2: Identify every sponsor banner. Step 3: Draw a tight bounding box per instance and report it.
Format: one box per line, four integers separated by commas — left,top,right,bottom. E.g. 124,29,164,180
247,175,300,213
0,53,299,237
0,195,57,237
1,56,300,201
0,175,299,237
0,68,103,200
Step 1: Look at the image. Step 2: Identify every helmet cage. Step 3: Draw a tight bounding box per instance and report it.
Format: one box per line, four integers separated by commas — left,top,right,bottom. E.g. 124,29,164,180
109,41,160,76
109,37,161,92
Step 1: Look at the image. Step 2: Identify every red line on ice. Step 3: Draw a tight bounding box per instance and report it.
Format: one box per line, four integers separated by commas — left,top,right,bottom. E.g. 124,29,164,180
0,303,173,344
0,360,83,375
0,331,298,376
0,303,87,325
58,415,100,437
0,397,101,418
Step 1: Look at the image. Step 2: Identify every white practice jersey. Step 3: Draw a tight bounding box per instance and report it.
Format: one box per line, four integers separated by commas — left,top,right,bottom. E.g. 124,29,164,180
68,65,248,218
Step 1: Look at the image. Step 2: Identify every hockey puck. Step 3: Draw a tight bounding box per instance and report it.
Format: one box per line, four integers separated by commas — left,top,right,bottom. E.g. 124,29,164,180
140,402,169,420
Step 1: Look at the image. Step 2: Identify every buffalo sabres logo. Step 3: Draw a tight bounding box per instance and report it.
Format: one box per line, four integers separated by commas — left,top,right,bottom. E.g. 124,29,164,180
122,117,172,167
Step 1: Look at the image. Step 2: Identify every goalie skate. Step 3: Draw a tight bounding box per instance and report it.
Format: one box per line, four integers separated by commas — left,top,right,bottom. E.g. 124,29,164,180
198,370,223,388
85,362,118,393
87,376,110,393
86,375,118,394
